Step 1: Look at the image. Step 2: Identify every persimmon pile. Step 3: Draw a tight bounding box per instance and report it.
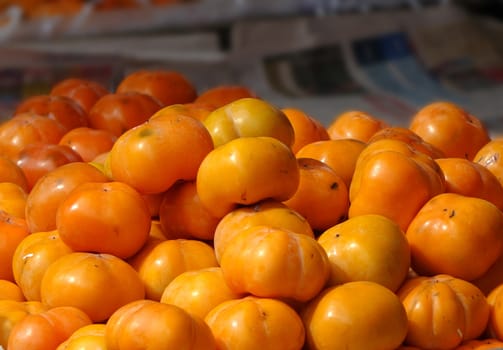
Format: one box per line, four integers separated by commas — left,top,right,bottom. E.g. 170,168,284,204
2,69,503,350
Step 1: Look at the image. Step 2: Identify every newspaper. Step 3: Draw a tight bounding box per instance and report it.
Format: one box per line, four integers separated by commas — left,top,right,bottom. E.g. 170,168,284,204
1,4,502,135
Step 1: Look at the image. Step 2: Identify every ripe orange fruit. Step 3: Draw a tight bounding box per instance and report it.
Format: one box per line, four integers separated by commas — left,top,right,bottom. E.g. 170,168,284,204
116,69,197,106
283,157,349,231
281,107,329,153
88,91,162,137
194,85,257,109
50,77,109,113
409,101,490,159
327,110,389,142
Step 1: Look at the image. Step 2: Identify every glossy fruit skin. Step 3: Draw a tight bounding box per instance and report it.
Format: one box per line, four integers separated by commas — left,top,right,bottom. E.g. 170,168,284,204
50,77,110,113
0,183,28,219
7,306,92,350
0,211,30,281
205,296,305,350
318,214,410,292
0,300,48,349
15,143,83,190
406,193,503,281
349,145,445,232
12,230,73,301
55,323,107,350
281,107,329,153
116,69,198,106
58,126,117,162
25,162,110,233
487,283,503,340
0,155,29,192
327,110,389,142
220,225,330,302
397,274,490,350
474,138,503,188
14,94,89,132
296,138,367,189
87,91,162,137
0,113,67,161
128,238,218,301
196,136,300,218
0,280,25,301
213,199,314,262
203,97,295,148
368,126,445,159
40,252,145,322
301,281,408,350
109,113,214,194
436,157,503,210
409,101,490,159
158,180,220,241
194,85,257,109
160,266,244,319
105,299,216,350
56,181,151,259
283,157,349,231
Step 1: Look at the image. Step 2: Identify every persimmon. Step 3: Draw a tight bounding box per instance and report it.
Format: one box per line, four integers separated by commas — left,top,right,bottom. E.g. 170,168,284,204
116,69,198,106
436,157,503,210
0,211,30,282
0,182,28,219
296,138,367,188
205,296,305,350
149,102,213,122
0,155,29,192
196,136,300,219
160,266,244,319
15,143,83,190
0,113,67,161
406,193,503,281
88,91,162,137
128,238,218,301
105,299,216,350
368,126,445,159
213,199,314,262
0,300,48,349
203,97,295,148
40,252,145,322
56,181,151,259
473,253,503,296
302,281,408,350
283,157,349,231
349,147,445,232
14,95,88,132
58,127,117,162
7,305,92,350
474,138,503,188
398,274,490,349
318,214,410,292
56,323,107,350
487,283,503,340
409,101,490,159
109,112,214,194
50,77,110,113
158,180,220,241
220,225,330,302
12,230,73,301
281,107,329,153
327,110,389,142
194,84,257,109
25,162,110,233
0,280,25,301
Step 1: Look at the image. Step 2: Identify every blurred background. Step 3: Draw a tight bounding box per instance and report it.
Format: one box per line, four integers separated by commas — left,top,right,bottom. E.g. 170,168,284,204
0,0,502,131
